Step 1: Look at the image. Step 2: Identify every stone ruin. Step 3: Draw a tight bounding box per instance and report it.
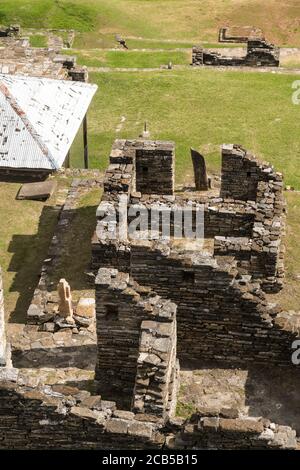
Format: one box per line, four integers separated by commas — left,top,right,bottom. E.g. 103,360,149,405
0,32,87,80
193,29,280,67
218,26,264,43
0,139,299,449
0,24,20,38
0,268,11,367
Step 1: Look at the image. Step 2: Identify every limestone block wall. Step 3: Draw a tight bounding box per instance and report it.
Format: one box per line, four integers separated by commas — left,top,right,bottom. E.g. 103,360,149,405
126,196,255,238
192,39,279,68
220,144,283,201
217,147,285,292
95,268,178,419
133,318,178,420
167,414,297,450
135,142,175,195
0,268,8,367
130,242,298,366
0,376,296,450
192,47,244,67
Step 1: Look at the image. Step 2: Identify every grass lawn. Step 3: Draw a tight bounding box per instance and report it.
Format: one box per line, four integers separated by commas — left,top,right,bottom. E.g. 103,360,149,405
0,179,69,321
0,179,101,322
69,49,191,68
47,187,102,301
72,69,300,189
1,0,300,46
29,34,48,47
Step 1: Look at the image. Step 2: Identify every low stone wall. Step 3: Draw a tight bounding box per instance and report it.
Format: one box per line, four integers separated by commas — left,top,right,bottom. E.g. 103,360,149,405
95,268,178,420
218,27,263,43
167,413,297,450
0,268,9,367
0,375,296,450
192,38,279,68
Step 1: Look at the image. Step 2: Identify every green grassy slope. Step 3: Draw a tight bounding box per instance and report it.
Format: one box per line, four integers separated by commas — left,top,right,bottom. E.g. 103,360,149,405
1,0,299,46
71,69,300,188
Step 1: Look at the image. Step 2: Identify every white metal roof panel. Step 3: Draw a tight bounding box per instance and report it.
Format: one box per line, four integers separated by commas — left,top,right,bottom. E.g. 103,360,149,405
0,74,97,170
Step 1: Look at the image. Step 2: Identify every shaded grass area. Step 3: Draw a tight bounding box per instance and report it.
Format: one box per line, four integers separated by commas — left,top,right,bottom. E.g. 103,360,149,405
82,69,300,188
47,187,102,301
29,34,48,48
0,180,101,322
0,178,70,322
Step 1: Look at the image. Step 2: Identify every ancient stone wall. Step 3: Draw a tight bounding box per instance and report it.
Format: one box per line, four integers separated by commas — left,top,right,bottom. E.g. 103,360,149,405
217,145,285,291
133,318,179,420
135,143,174,195
0,268,9,367
95,268,178,420
167,413,297,450
0,35,87,79
0,375,296,449
92,140,288,368
130,241,297,366
192,38,279,67
218,26,264,43
220,144,283,201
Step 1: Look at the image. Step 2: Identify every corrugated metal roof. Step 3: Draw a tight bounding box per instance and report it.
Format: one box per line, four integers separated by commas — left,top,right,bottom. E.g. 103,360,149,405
0,73,97,170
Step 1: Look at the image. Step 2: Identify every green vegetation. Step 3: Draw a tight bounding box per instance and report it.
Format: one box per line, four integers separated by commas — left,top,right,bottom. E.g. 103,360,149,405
47,187,102,301
176,400,197,419
0,180,101,321
72,69,300,189
68,49,190,68
0,179,69,322
29,34,48,47
0,0,97,31
1,0,300,46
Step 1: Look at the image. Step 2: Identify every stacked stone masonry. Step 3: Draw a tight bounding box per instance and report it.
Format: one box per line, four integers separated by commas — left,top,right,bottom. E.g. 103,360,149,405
0,268,10,367
0,372,296,449
192,37,279,67
0,35,87,80
218,26,264,43
0,136,298,449
92,139,295,372
95,268,178,421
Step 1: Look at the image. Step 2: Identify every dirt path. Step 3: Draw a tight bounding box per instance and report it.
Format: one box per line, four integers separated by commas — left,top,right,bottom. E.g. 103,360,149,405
88,64,300,74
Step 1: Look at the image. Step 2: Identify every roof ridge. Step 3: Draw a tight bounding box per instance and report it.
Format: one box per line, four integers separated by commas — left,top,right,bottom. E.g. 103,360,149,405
0,80,58,170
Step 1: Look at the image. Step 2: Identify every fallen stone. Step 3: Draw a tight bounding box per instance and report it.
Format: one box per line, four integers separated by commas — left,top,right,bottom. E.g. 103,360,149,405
17,180,57,201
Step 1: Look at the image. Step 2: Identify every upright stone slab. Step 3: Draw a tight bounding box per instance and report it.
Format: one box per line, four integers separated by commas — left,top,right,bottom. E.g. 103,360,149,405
191,148,209,190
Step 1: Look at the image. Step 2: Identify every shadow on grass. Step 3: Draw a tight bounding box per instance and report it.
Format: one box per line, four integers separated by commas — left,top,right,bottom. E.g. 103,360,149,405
8,205,59,324
8,202,98,323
